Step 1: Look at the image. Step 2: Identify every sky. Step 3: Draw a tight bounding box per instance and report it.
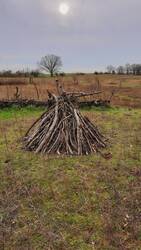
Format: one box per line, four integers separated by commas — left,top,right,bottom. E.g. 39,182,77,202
0,0,141,72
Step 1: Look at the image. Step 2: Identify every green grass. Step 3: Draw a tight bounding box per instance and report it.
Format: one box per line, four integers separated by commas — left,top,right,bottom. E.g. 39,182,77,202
0,106,141,250
0,105,140,119
0,106,46,120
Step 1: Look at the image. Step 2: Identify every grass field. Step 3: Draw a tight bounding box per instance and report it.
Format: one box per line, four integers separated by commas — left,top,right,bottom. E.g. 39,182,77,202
0,74,141,108
0,106,141,249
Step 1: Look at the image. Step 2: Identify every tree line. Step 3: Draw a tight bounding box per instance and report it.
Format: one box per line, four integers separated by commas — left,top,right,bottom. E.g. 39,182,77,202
0,69,40,78
106,64,141,75
1,53,141,77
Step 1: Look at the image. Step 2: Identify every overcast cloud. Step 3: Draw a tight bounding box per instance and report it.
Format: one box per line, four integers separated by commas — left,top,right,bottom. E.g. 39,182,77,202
0,0,141,72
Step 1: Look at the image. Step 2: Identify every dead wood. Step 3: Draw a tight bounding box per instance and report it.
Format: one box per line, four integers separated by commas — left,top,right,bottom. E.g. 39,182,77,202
23,90,107,156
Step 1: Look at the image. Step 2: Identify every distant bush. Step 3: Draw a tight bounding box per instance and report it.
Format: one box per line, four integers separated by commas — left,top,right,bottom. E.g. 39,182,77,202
76,72,85,76
0,70,40,78
30,70,40,77
56,72,66,77
0,70,13,77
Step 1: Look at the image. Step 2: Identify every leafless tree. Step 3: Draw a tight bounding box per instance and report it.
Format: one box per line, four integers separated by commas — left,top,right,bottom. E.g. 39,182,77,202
116,65,124,74
39,54,62,77
106,65,115,74
106,63,141,75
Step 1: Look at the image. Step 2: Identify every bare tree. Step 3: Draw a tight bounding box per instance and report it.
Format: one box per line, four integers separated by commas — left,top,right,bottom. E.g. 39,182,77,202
106,65,115,74
125,63,131,75
116,65,124,74
106,63,141,75
131,64,141,75
39,54,62,77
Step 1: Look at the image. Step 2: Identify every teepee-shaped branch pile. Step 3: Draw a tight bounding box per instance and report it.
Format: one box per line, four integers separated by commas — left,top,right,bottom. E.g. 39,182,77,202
23,90,107,155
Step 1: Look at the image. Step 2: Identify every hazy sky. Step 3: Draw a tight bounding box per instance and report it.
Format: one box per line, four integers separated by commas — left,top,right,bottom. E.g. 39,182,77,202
0,0,141,72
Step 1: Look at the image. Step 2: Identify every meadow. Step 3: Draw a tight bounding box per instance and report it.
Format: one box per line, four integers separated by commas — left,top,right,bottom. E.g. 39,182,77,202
0,74,141,249
0,74,141,107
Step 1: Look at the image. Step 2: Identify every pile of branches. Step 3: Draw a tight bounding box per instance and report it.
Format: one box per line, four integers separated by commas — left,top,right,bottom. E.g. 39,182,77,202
23,90,107,156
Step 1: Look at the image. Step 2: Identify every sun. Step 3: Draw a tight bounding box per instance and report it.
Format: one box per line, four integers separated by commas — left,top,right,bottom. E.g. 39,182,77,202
59,3,70,15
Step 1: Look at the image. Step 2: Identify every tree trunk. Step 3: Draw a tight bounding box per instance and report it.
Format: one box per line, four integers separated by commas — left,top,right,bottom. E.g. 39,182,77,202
50,71,54,77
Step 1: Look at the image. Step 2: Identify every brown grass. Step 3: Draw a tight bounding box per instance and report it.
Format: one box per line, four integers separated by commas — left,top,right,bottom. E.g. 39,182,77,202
0,74,141,107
